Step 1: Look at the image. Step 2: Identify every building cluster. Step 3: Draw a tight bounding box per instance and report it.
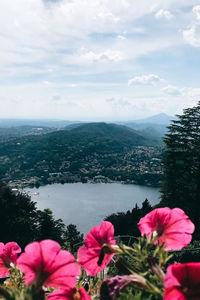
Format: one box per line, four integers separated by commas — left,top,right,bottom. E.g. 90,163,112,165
5,146,163,188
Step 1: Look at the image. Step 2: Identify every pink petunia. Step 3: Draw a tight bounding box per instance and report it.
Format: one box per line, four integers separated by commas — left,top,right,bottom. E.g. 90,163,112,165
0,242,21,277
17,240,81,289
47,287,91,300
164,262,200,300
138,207,194,250
77,221,117,275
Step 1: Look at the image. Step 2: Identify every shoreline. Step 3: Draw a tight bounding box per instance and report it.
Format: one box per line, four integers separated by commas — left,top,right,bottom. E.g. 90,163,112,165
7,177,161,191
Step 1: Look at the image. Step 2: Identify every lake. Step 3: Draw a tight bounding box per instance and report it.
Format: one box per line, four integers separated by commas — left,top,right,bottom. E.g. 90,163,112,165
25,183,160,234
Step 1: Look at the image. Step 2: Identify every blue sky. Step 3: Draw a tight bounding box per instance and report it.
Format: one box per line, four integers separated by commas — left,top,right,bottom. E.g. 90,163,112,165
0,0,200,120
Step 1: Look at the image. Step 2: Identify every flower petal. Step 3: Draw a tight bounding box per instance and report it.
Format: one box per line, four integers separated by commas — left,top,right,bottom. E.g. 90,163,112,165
165,208,195,234
47,287,91,300
85,221,116,248
0,258,9,277
47,287,74,300
3,242,21,264
78,221,116,275
138,207,194,250
164,287,186,300
164,263,200,300
159,233,192,250
17,240,81,288
0,242,21,277
78,245,114,275
17,242,42,274
46,262,81,288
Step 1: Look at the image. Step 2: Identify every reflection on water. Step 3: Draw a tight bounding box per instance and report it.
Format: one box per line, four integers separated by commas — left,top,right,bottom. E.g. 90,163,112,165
25,183,160,234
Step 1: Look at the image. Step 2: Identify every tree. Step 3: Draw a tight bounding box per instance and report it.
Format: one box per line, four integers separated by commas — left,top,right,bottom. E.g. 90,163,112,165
0,183,38,247
105,199,153,239
35,208,65,245
0,183,84,248
160,102,200,237
63,224,84,252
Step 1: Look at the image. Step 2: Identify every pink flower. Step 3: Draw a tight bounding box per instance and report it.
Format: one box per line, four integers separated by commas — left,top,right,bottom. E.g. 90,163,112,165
138,207,194,250
0,242,21,277
17,240,81,289
77,221,117,275
164,262,200,300
47,287,91,300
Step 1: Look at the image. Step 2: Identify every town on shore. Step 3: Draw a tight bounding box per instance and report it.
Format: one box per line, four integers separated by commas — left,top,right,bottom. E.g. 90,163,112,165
6,146,163,189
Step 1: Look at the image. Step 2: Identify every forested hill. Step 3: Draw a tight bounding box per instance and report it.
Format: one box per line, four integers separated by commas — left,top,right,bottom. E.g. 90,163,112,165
0,123,163,185
63,122,157,148
0,122,158,156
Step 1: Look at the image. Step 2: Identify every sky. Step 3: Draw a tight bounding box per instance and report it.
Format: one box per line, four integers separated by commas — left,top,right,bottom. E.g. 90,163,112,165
0,0,200,121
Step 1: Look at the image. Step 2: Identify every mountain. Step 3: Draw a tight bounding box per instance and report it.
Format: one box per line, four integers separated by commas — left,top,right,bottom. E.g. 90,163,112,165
116,113,176,139
123,122,167,139
66,122,159,147
0,125,54,139
0,118,80,128
0,113,175,141
27,122,156,154
132,113,175,125
0,123,161,183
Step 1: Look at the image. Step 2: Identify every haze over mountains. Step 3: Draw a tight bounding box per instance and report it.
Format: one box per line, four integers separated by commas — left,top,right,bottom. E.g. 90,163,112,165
0,113,174,140
0,113,173,127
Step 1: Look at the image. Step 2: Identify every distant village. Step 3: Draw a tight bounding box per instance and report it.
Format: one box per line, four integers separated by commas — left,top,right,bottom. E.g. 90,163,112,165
7,146,163,189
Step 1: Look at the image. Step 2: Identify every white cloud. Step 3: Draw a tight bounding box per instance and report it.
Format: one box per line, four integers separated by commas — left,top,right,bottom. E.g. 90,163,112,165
0,80,199,120
117,35,126,40
65,83,78,87
96,11,120,23
79,49,124,63
183,5,200,47
43,80,51,85
155,9,174,20
161,85,182,96
128,74,163,86
0,0,200,120
106,97,131,108
0,0,188,80
192,5,200,22
187,87,200,100
183,26,200,47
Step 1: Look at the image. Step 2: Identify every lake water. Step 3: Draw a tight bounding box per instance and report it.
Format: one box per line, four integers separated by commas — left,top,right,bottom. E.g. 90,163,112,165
25,183,160,234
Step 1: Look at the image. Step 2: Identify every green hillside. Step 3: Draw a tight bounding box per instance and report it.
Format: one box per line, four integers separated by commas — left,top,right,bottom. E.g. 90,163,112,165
0,123,162,185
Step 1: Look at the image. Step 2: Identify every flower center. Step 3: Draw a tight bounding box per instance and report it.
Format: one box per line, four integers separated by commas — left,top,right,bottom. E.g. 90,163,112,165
155,223,164,237
73,291,81,300
182,285,200,297
35,270,49,289
97,243,118,266
2,256,11,268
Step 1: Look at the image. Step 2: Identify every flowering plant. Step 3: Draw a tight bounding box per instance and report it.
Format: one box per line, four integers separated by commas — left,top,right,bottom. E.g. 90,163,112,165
0,207,197,300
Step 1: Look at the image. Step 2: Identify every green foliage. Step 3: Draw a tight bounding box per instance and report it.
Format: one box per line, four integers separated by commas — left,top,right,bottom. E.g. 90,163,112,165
118,288,157,300
0,123,162,186
63,224,84,252
35,209,65,245
160,102,200,238
169,240,200,264
0,183,37,248
105,199,153,238
0,183,83,248
118,286,136,300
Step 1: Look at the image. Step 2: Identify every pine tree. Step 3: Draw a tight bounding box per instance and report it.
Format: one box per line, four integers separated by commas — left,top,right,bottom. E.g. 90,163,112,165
0,183,38,247
0,183,81,247
36,208,65,245
160,102,200,237
63,224,84,252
